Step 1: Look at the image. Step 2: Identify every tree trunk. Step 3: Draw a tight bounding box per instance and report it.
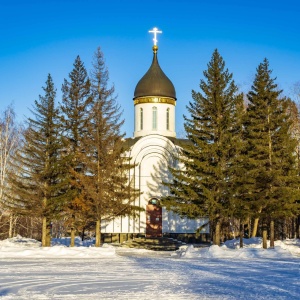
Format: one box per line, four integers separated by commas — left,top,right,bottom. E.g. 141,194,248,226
297,215,300,239
95,219,101,247
70,227,75,247
291,218,295,238
262,221,268,249
42,216,47,247
245,217,250,238
270,219,274,248
251,217,259,237
13,216,18,237
239,220,244,248
70,221,75,247
8,214,13,238
46,221,51,247
29,217,33,238
213,220,221,246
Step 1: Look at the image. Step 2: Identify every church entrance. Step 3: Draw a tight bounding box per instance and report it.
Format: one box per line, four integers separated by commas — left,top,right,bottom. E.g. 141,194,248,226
146,199,162,237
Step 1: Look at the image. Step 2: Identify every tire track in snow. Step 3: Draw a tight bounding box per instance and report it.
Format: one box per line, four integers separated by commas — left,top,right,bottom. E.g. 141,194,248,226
0,255,194,299
1,253,298,299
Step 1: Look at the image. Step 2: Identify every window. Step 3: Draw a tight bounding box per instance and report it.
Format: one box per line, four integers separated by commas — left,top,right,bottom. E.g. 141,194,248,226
140,108,143,130
149,198,160,206
152,106,157,130
166,108,170,130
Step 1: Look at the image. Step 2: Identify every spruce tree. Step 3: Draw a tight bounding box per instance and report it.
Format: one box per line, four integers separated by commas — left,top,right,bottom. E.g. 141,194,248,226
241,59,300,247
7,74,64,246
77,47,140,246
229,94,247,247
163,50,242,245
60,56,93,246
286,99,300,238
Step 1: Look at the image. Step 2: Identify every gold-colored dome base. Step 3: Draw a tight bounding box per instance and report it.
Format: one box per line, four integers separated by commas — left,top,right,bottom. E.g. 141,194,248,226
134,96,176,106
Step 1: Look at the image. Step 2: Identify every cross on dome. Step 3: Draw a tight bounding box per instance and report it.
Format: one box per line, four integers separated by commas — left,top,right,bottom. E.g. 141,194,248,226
149,27,162,46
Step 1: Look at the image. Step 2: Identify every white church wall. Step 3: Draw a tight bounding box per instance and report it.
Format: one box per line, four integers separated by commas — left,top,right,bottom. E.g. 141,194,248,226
101,215,143,234
101,217,121,233
162,208,209,234
120,216,128,233
134,103,176,137
102,135,206,236
131,135,179,233
102,207,209,234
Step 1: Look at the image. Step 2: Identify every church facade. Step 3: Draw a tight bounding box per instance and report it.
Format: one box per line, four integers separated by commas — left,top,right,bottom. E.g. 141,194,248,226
102,30,209,239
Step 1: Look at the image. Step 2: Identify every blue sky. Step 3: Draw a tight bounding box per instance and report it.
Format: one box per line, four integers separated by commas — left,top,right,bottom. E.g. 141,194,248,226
0,0,299,137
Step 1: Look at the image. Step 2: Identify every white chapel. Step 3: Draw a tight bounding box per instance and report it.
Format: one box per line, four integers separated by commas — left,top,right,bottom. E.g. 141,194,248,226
102,28,208,239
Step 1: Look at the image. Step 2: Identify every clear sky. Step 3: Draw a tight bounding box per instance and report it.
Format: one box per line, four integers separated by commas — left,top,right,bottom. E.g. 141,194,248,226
0,0,299,137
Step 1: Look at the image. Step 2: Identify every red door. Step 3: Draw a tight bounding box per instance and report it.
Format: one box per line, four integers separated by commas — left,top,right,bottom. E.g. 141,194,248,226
146,204,162,237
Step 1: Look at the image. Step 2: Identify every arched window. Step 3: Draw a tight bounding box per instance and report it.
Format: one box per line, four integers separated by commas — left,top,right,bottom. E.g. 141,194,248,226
140,108,143,130
166,108,170,130
152,106,157,130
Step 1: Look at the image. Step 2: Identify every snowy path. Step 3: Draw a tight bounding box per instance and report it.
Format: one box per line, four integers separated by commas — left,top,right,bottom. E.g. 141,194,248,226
0,250,299,299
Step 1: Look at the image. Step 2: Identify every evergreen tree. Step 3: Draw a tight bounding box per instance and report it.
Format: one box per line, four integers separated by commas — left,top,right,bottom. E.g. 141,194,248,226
241,59,300,247
6,74,64,246
60,56,93,246
163,50,242,245
286,99,300,238
77,47,140,246
229,94,247,247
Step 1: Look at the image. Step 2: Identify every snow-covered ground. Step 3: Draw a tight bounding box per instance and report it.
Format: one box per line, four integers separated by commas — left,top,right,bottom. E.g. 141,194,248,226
0,236,299,299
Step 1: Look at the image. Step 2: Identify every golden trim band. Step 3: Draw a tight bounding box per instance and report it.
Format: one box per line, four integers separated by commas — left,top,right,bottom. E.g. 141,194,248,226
134,96,176,106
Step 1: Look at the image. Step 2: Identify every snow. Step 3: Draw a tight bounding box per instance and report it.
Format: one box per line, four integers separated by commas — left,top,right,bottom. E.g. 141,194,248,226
0,236,299,299
175,237,300,259
0,235,115,259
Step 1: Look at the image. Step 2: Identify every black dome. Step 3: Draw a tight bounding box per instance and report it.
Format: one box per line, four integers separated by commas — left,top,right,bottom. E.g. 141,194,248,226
134,46,176,100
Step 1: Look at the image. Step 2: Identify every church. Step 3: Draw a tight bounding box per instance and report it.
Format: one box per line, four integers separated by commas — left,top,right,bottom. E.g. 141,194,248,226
102,28,209,241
